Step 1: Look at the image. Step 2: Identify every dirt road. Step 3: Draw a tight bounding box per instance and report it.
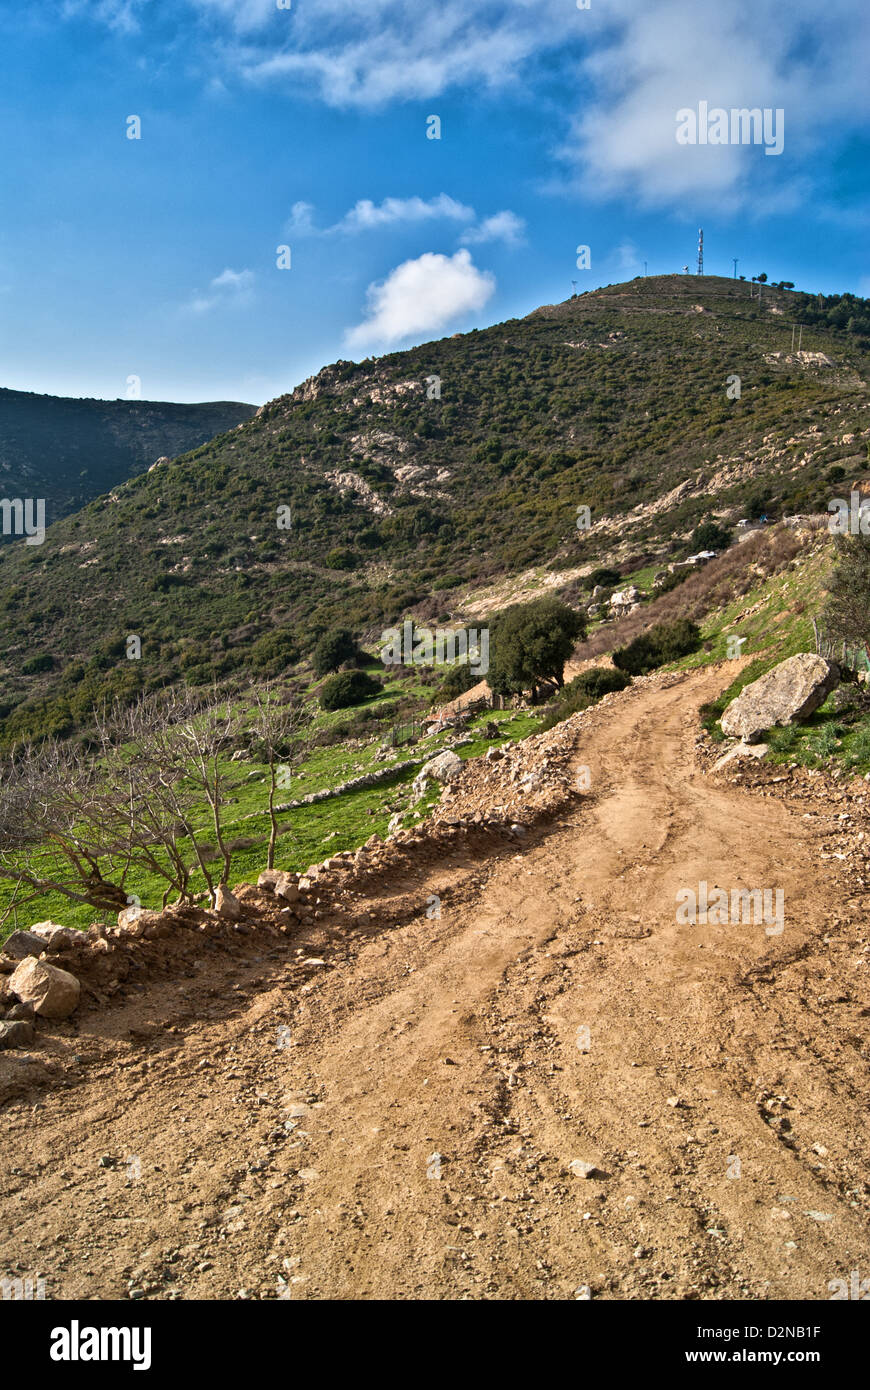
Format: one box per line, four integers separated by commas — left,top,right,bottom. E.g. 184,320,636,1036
2,666,868,1300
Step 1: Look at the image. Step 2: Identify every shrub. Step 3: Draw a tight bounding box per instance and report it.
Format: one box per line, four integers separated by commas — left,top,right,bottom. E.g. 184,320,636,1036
249,628,298,677
319,670,381,710
22,653,54,675
325,548,358,571
690,521,732,552
568,667,631,701
613,618,701,675
434,663,479,703
588,566,621,589
538,667,629,732
313,627,359,676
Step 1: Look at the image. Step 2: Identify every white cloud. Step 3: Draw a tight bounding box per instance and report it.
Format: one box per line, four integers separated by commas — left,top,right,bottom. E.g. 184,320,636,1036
68,0,870,212
332,193,474,234
284,193,477,239
345,248,495,351
460,211,526,246
284,200,317,236
558,0,870,208
185,266,254,314
235,1,573,108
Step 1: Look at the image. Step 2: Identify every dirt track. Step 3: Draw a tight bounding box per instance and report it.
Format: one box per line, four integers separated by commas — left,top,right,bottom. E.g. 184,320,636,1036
2,666,868,1300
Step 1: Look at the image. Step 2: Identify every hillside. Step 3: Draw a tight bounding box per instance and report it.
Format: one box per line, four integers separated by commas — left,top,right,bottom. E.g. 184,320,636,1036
0,273,868,744
0,387,256,537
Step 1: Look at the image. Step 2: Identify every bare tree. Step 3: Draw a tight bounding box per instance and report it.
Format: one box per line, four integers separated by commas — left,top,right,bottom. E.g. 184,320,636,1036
0,681,308,923
105,687,242,904
0,738,132,914
248,682,309,869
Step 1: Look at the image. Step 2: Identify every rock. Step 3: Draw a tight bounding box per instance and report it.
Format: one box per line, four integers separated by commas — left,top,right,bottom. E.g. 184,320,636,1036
569,1159,603,1179
485,747,504,762
116,907,163,936
8,957,80,1020
214,885,242,920
610,586,640,610
416,751,463,788
721,654,840,742
27,920,65,940
45,928,75,953
257,870,282,892
5,1001,35,1023
2,931,49,961
0,1020,36,1050
712,741,770,773
274,876,300,905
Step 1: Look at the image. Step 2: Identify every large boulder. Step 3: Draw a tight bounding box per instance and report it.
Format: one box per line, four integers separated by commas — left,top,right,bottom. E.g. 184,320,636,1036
414,751,463,793
2,931,49,961
9,957,80,1020
721,654,839,742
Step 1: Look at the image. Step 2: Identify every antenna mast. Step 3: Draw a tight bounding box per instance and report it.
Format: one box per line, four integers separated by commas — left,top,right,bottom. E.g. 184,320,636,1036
697,228,704,276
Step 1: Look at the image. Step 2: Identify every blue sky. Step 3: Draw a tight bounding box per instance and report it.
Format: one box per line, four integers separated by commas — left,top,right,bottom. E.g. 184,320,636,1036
0,0,867,405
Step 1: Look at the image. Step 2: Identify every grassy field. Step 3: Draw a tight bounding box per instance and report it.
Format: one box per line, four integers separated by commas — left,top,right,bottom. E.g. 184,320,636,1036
0,666,540,940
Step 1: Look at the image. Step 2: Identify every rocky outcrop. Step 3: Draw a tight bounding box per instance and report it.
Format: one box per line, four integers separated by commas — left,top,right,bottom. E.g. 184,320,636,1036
721,654,840,742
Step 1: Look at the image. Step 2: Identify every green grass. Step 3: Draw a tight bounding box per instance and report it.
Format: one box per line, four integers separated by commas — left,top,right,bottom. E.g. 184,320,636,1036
0,675,539,941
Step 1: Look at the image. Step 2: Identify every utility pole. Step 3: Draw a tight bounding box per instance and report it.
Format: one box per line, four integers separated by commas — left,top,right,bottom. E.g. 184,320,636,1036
697,228,704,276
571,280,577,298
643,261,647,276
791,324,795,351
733,257,738,279
798,324,803,351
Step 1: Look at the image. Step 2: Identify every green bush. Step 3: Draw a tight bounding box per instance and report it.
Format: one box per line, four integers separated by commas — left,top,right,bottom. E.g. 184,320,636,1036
588,567,621,589
434,663,479,703
538,666,629,732
690,521,732,552
249,628,298,677
22,652,54,675
313,627,359,676
568,667,631,701
319,670,381,710
613,619,701,675
325,548,358,571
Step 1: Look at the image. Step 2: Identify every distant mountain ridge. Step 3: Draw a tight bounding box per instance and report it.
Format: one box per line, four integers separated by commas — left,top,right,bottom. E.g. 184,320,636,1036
0,387,256,535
